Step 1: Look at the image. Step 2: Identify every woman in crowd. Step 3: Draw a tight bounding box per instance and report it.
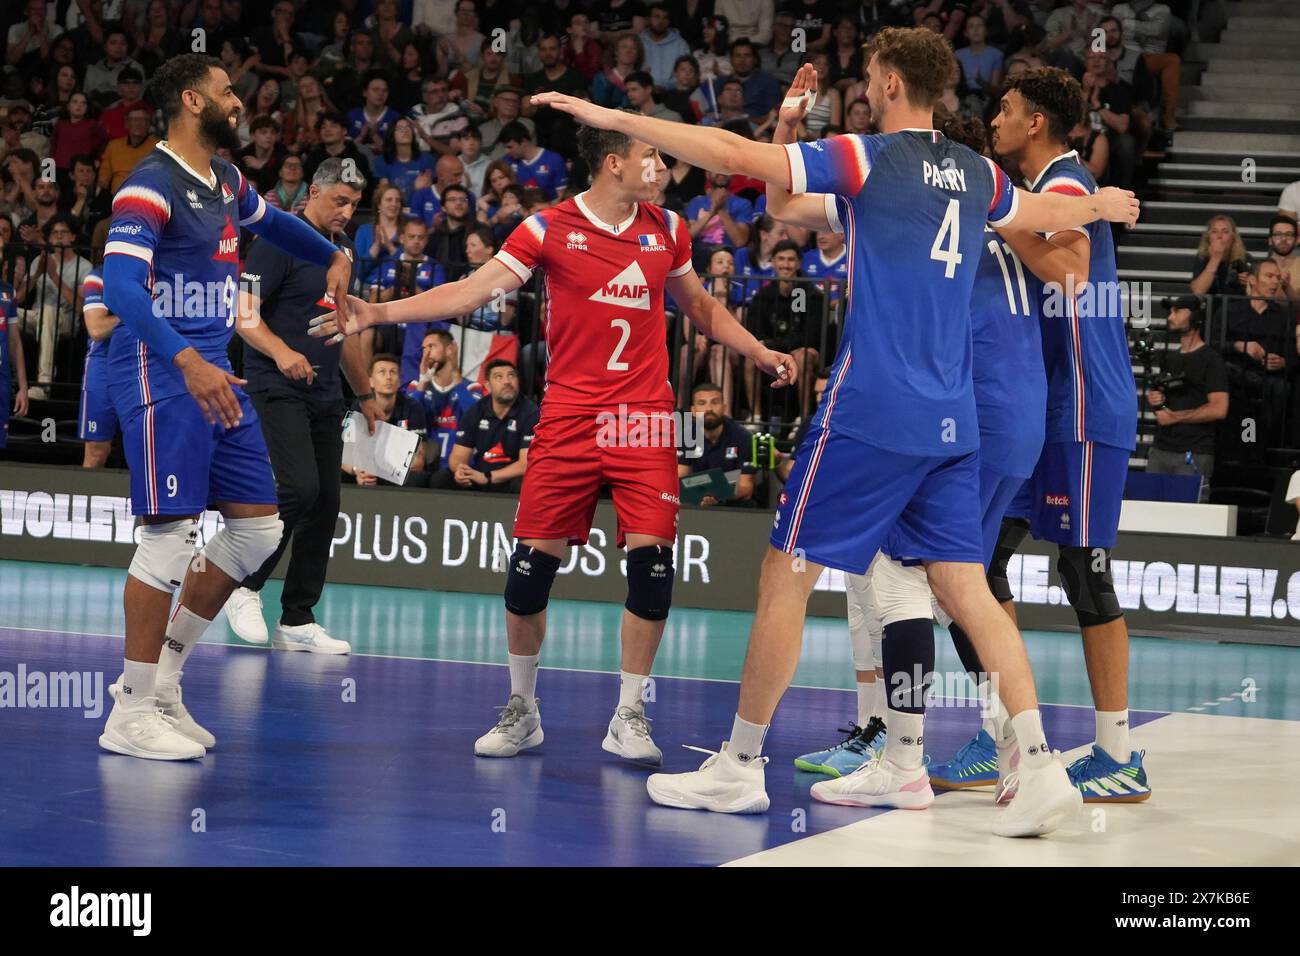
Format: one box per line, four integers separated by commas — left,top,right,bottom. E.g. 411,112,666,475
237,78,284,148
391,41,427,114
828,16,864,92
376,118,435,203
288,74,334,154
733,215,787,303
799,53,842,140
51,92,107,172
1191,215,1252,297
133,0,184,74
220,37,263,106
477,161,519,220
693,15,732,80
355,185,405,290
844,98,873,135
591,33,644,109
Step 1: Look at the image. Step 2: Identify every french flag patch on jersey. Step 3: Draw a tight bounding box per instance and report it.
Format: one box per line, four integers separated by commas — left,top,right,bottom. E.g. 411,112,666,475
638,234,665,251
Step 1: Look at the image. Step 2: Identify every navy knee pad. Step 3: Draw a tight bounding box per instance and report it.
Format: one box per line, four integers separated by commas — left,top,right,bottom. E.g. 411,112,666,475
987,517,1029,603
625,545,674,621
882,618,935,715
504,545,561,617
1056,546,1123,628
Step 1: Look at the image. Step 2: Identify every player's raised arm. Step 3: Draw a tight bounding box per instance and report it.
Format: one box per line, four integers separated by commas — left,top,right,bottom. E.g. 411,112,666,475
766,65,840,231
310,258,523,343
530,92,794,190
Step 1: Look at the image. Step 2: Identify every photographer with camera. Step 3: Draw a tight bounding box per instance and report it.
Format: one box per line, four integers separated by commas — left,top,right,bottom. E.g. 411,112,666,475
1144,296,1228,500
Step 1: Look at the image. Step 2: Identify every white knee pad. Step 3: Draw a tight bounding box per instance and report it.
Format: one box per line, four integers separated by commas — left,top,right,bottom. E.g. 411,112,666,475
201,514,284,582
870,557,934,628
128,519,201,592
845,571,880,670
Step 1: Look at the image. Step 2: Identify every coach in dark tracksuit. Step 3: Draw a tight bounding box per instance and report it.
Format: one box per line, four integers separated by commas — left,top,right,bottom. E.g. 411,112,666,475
223,158,382,651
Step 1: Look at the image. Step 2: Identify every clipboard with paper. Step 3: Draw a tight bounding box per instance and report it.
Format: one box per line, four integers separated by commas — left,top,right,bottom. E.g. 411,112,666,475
341,411,420,486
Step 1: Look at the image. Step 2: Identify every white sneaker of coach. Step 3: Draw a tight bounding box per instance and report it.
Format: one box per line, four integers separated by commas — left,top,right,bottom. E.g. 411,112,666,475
98,697,206,761
645,741,770,813
992,755,1082,838
475,694,543,757
225,587,269,645
272,621,351,654
810,753,934,809
602,704,662,765
108,672,216,749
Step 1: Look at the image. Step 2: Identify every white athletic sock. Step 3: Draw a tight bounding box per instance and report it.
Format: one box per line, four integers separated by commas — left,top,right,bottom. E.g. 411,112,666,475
728,714,767,763
120,658,157,709
508,652,539,707
855,681,872,726
883,708,925,770
156,604,211,695
619,671,648,710
978,679,1011,742
1096,709,1130,760
1010,709,1052,771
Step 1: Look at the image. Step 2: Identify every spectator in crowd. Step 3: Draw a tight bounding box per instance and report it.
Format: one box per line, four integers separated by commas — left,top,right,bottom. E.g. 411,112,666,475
760,9,801,87
827,16,865,92
347,72,401,152
368,0,417,72
237,78,285,148
659,55,705,122
50,93,107,173
1043,0,1104,75
1280,178,1300,222
728,39,780,122
426,181,473,268
521,32,589,150
564,12,605,82
97,67,148,143
1145,296,1228,499
303,111,373,205
1223,259,1294,452
0,150,39,239
797,53,842,139
236,116,288,196
252,0,301,80
479,87,536,156
717,0,774,47
356,184,404,289
956,14,1005,96
376,117,435,202
430,359,537,492
1067,107,1110,181
1111,0,1180,130
186,0,234,55
745,240,823,421
377,217,444,354
2,100,48,161
1079,49,1135,189
687,171,753,249
1265,216,1300,305
452,40,520,117
592,31,645,108
499,122,568,200
478,161,520,220
695,246,743,415
65,154,110,231
265,153,309,214
411,153,473,225
693,15,732,82
440,225,520,385
19,214,89,400
97,106,157,194
288,74,334,154
801,228,849,307
624,71,683,122
733,214,787,302
449,126,486,198
438,0,487,73
678,383,756,506
413,0,461,39
844,98,873,135
593,0,647,37
6,0,62,71
791,0,833,53
17,178,65,248
219,37,262,106
640,4,691,88
385,43,425,114
1191,215,1251,298
409,328,483,471
32,65,80,137
700,77,752,131
411,76,471,157
1,266,30,432
343,354,427,486
0,217,27,293
1098,15,1145,90
83,29,144,108
133,0,185,75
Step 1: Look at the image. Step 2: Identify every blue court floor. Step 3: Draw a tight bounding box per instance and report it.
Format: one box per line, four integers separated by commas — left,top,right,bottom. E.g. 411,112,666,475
2,560,1298,866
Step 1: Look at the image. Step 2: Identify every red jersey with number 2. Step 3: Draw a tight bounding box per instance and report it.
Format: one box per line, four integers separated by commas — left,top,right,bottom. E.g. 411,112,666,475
494,194,694,412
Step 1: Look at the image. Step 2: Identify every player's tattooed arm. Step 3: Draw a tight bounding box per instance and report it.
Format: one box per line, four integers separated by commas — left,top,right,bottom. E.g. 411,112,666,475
667,269,797,389
530,92,793,189
766,64,836,231
1006,185,1140,235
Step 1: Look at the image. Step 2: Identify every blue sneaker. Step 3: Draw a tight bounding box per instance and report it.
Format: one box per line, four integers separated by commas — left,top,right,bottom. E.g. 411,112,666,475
1067,745,1151,802
794,717,886,777
928,729,998,791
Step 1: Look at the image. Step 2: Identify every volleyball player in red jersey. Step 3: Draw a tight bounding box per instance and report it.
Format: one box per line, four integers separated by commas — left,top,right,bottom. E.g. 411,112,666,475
312,124,797,764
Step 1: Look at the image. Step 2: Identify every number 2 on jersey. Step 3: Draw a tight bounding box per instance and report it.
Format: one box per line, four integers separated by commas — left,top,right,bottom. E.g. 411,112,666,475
607,318,631,371
930,198,963,279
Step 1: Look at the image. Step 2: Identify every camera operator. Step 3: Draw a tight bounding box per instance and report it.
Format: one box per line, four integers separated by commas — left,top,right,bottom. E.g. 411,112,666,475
1144,295,1228,499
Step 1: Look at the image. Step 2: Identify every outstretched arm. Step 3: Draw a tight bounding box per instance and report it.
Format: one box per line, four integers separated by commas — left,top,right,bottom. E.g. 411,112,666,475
1008,184,1139,235
766,65,839,231
531,91,793,188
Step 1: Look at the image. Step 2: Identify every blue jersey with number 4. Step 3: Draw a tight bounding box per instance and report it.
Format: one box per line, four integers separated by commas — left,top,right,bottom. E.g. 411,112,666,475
784,130,1019,456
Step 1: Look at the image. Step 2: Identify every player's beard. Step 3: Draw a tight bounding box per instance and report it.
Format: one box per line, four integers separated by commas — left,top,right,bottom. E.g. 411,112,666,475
702,411,722,430
200,99,241,151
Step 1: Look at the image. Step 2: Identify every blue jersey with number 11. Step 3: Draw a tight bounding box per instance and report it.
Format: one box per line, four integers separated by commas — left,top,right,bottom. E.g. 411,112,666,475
784,130,1019,456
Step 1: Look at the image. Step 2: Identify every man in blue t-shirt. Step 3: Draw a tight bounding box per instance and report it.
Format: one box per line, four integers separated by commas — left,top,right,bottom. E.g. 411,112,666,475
499,122,569,201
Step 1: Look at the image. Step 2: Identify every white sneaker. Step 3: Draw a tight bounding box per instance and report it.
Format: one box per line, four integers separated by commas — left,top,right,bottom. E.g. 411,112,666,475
811,753,934,809
98,698,206,760
272,621,351,654
225,587,269,644
108,673,215,749
994,735,1019,805
474,694,543,757
602,704,662,765
645,741,769,813
992,756,1083,838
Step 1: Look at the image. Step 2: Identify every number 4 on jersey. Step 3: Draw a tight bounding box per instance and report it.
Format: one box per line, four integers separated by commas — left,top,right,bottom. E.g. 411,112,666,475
930,198,963,279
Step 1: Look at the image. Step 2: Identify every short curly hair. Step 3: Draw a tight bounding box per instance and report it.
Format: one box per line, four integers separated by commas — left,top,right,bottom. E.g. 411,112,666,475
1003,67,1085,145
863,26,955,109
934,103,988,155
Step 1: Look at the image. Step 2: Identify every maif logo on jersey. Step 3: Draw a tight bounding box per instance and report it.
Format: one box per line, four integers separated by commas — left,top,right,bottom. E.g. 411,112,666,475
589,261,651,310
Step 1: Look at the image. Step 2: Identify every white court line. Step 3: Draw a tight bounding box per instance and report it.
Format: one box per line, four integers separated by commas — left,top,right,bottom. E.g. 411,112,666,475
724,712,1300,867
